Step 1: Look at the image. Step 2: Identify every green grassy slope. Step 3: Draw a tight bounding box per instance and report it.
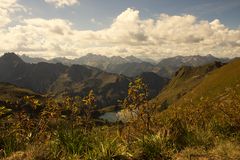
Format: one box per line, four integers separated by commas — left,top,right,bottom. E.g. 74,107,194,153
153,61,224,109
0,82,38,102
175,58,240,105
157,59,240,144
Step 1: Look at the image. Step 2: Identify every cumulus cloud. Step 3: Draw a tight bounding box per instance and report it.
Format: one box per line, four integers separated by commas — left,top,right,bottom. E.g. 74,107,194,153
0,8,239,59
0,0,25,27
45,0,80,8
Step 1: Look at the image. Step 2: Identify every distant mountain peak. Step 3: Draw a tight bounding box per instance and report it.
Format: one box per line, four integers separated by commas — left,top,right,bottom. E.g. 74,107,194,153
86,53,94,56
1,52,24,64
19,54,47,64
20,54,28,58
125,55,138,59
85,53,106,58
206,54,215,58
109,56,126,63
52,57,68,60
125,55,142,63
111,55,124,59
2,52,20,58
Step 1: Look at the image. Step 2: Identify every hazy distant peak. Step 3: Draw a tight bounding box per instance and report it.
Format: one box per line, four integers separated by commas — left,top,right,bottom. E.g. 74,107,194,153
52,57,68,60
85,53,95,56
19,54,47,64
140,57,157,64
125,55,142,63
206,54,215,58
20,54,29,58
110,55,125,59
84,53,108,58
50,57,71,62
110,56,127,63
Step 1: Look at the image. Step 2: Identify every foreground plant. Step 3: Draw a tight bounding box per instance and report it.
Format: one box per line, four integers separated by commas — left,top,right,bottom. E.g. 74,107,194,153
85,137,130,160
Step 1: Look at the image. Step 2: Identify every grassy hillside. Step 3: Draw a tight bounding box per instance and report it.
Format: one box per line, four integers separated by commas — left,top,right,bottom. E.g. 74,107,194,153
153,61,224,110
154,59,240,159
175,58,240,105
156,59,240,128
0,82,38,102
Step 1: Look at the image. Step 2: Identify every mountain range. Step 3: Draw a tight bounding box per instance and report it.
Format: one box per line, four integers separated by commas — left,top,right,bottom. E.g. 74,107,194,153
20,53,146,67
0,53,168,108
19,53,228,78
0,52,233,109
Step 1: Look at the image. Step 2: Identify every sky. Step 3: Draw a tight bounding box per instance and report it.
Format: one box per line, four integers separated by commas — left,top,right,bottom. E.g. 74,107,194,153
0,0,240,59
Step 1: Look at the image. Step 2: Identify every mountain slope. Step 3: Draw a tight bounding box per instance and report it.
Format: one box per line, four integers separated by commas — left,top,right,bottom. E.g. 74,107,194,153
156,59,240,144
153,61,225,109
48,67,168,107
106,62,156,77
156,54,228,78
158,54,225,67
47,64,131,107
154,58,240,111
0,82,38,102
138,72,169,98
0,53,68,93
177,58,240,104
